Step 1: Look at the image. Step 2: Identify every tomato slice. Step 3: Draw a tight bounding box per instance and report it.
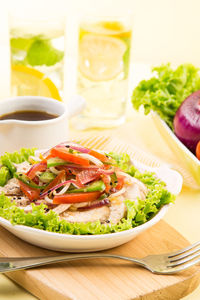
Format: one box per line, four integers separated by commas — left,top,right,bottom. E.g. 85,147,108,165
18,180,40,201
26,162,47,180
42,170,66,193
76,169,100,185
53,191,101,204
50,148,90,166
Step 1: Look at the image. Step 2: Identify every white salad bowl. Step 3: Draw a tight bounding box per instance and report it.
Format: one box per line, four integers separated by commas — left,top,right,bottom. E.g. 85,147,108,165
0,155,182,252
151,112,200,189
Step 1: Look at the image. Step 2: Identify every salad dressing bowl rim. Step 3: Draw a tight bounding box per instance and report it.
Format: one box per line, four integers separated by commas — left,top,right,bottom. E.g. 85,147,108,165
0,96,68,125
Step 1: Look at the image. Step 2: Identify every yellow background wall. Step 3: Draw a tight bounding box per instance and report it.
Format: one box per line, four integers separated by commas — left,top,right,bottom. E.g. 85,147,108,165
1,0,199,65
0,0,199,98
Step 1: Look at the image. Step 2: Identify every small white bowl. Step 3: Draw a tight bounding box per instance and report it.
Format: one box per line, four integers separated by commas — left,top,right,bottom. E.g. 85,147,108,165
0,157,182,252
0,95,85,155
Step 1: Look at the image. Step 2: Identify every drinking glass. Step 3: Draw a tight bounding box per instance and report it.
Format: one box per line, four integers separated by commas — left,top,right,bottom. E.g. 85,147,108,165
9,13,65,101
71,15,133,129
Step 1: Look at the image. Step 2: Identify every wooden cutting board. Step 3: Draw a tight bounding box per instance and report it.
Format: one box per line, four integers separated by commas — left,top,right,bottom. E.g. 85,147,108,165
0,220,199,300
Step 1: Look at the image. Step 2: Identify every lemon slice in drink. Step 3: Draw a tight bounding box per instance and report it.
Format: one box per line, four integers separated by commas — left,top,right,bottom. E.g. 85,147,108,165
11,65,62,101
79,34,127,81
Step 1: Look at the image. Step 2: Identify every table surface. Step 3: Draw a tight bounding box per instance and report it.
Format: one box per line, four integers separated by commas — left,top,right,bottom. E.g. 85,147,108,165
0,109,199,299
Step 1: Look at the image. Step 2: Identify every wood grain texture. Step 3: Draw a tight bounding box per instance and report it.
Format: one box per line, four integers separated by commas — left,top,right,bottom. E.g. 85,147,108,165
0,220,199,300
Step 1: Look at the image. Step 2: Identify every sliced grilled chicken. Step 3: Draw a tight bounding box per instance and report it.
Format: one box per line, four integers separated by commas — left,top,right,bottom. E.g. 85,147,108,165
60,206,110,223
52,204,71,215
124,177,148,204
12,196,30,207
108,196,126,224
0,178,21,195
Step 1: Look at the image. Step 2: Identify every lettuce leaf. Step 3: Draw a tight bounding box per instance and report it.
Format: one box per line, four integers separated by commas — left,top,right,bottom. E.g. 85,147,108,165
0,167,10,186
132,63,200,129
0,148,36,183
0,149,175,235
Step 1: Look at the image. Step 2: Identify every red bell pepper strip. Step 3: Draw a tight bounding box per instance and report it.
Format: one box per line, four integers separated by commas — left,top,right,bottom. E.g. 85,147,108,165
53,191,101,204
88,150,108,162
50,148,90,166
18,181,40,201
26,162,47,180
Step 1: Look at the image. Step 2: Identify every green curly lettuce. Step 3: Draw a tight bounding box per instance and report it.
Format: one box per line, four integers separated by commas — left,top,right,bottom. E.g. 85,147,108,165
132,63,200,129
0,148,36,185
0,167,10,187
0,149,175,235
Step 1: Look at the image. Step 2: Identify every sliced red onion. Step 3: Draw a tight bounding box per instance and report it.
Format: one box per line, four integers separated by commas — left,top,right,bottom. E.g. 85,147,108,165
69,145,90,153
79,199,110,210
26,162,46,177
40,179,80,198
55,142,91,154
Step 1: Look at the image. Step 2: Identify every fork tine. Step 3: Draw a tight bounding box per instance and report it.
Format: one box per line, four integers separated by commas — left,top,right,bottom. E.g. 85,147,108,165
169,246,200,262
168,251,200,267
166,256,200,273
168,241,200,258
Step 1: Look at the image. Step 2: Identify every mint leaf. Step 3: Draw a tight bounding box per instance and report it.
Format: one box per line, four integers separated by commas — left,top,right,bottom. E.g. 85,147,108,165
26,40,64,66
10,37,34,52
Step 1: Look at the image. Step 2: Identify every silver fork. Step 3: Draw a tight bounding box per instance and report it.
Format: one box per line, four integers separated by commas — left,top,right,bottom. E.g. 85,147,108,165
0,241,199,274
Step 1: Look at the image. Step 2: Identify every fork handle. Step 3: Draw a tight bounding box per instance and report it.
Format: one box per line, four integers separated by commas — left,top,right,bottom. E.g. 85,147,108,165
0,253,144,273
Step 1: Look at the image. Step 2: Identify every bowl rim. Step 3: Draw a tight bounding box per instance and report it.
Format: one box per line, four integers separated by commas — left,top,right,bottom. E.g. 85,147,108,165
151,111,200,166
0,204,169,240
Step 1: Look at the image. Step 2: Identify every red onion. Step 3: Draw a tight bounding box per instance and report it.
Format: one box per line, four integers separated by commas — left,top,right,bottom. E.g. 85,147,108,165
79,199,110,210
69,145,90,153
56,142,91,153
26,162,46,178
173,90,200,153
40,179,80,198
